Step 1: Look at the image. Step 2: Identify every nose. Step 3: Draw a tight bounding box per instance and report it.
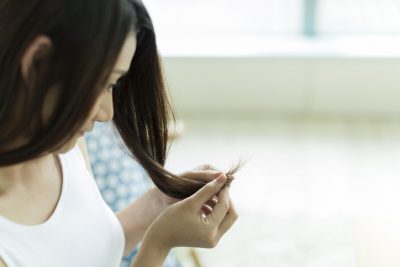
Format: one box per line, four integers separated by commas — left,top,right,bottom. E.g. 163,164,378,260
93,92,114,123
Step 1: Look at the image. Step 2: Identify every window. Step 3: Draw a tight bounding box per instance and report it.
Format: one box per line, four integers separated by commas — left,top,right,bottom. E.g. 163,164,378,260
142,0,400,56
144,0,302,35
318,0,400,35
144,0,400,36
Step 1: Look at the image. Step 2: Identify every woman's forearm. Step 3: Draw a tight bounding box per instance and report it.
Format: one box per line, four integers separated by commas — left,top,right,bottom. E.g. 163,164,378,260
116,187,167,256
129,233,170,267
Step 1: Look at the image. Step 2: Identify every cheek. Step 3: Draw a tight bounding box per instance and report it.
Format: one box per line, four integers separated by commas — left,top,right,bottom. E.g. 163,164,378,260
87,93,105,118
58,94,103,152
54,132,82,154
40,87,61,130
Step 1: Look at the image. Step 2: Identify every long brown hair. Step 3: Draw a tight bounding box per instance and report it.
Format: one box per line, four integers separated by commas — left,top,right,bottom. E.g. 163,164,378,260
113,0,243,199
0,0,131,162
0,0,240,199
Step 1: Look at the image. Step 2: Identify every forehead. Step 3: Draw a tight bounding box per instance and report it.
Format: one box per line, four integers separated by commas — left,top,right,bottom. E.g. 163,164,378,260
114,34,137,72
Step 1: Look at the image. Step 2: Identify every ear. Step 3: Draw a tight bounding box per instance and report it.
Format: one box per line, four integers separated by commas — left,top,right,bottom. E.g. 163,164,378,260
21,35,52,87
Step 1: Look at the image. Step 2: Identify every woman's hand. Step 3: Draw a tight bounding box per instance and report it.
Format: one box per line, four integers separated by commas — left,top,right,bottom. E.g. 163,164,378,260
154,165,224,214
120,164,228,258
146,174,238,249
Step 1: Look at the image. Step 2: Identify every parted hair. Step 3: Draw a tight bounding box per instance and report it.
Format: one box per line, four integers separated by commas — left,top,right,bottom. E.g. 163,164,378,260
0,0,241,199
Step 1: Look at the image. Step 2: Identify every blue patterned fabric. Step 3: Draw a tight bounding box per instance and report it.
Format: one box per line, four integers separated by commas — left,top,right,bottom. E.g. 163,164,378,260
85,122,180,267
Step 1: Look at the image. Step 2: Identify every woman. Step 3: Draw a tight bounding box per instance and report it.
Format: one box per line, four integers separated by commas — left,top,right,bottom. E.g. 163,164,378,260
0,0,238,266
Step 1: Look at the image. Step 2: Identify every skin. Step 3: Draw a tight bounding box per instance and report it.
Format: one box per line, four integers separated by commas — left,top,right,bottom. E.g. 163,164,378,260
0,33,135,225
0,33,238,267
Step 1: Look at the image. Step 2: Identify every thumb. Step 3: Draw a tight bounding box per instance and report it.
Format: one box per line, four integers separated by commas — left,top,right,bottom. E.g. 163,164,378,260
189,174,227,205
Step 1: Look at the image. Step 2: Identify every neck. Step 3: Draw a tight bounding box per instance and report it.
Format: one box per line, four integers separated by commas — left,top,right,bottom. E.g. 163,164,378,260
0,153,55,193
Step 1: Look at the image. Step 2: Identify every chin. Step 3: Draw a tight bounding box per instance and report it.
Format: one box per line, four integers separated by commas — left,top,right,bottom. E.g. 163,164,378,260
55,136,80,154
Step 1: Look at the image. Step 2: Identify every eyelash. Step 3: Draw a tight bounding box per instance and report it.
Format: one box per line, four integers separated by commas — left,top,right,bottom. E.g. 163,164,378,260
106,76,124,92
106,83,115,92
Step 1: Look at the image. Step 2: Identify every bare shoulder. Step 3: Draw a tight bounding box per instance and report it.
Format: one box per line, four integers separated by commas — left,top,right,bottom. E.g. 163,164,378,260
76,136,93,176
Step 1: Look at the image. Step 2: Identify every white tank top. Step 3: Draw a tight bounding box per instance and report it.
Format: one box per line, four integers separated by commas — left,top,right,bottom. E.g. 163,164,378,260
0,144,125,267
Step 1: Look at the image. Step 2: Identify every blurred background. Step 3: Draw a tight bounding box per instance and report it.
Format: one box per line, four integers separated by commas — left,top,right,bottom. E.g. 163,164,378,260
144,1,400,266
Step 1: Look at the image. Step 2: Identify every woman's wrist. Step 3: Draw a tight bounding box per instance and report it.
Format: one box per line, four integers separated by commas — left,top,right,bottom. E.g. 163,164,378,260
130,228,171,267
151,187,169,209
116,187,172,256
132,188,168,231
142,229,171,257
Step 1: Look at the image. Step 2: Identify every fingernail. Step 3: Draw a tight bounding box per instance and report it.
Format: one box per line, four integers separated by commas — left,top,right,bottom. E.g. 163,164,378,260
214,172,224,178
216,174,226,183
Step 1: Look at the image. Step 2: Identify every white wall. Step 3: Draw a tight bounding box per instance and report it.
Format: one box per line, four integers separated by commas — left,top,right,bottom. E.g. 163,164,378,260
162,57,400,118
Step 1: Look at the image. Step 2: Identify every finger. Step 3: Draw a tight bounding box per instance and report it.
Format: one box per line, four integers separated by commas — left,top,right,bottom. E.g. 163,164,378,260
201,204,213,216
188,174,227,206
209,186,231,225
196,164,220,171
200,196,218,212
205,199,217,209
217,198,239,240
